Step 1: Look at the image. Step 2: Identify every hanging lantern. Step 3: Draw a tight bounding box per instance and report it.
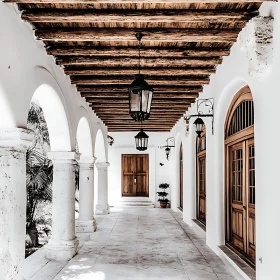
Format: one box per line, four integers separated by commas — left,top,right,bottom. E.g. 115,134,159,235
165,147,171,160
194,117,204,138
129,32,154,121
135,129,149,151
129,74,154,121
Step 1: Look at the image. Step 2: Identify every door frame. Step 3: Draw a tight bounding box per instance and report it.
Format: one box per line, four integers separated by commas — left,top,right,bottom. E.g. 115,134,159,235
224,86,255,267
121,154,149,197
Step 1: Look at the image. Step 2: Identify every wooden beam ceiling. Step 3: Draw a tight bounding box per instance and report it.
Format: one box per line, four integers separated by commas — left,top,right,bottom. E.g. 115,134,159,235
8,0,267,131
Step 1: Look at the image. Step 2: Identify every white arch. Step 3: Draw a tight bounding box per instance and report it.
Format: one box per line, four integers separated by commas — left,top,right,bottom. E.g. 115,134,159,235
0,83,16,128
94,128,107,162
76,117,93,157
31,84,71,151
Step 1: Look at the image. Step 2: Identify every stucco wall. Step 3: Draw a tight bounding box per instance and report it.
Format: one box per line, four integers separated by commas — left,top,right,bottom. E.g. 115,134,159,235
171,3,280,279
108,132,175,206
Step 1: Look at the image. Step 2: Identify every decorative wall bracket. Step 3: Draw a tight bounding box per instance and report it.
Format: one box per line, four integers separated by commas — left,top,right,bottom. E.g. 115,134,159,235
158,137,175,160
184,98,214,135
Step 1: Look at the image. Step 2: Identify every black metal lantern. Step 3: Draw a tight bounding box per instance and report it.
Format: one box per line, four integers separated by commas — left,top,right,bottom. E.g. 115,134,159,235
129,33,154,121
165,147,171,160
194,117,204,138
135,129,149,151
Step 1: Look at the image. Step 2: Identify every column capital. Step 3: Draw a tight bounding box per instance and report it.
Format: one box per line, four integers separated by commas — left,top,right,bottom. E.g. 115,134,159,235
0,128,33,149
95,162,110,170
79,156,96,165
48,151,80,164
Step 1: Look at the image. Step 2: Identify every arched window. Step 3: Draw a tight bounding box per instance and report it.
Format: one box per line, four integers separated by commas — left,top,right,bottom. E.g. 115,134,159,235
225,86,255,267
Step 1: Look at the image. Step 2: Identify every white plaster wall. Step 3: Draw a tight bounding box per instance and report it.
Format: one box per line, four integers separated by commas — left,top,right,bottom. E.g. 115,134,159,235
108,132,174,206
0,1,107,155
171,3,280,279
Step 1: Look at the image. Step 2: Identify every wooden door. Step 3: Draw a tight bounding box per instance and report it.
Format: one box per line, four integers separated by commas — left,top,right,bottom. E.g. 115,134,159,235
197,154,206,224
122,154,149,197
180,144,183,209
225,86,255,267
227,139,255,264
197,129,206,225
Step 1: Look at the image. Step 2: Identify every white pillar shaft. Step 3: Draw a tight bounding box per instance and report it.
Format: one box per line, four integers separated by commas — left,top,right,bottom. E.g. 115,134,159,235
0,129,33,280
95,162,110,215
76,159,97,233
78,165,94,220
45,152,79,261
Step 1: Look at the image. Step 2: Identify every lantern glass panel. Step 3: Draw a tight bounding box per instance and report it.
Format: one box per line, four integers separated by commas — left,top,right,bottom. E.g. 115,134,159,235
130,91,140,112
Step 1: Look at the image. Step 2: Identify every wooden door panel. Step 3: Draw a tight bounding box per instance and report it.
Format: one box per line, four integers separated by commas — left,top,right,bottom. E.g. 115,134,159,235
227,138,256,266
197,155,206,225
122,154,149,197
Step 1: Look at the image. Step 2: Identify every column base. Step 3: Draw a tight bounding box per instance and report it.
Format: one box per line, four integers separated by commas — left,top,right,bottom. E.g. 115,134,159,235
95,204,110,215
76,219,97,233
44,237,79,261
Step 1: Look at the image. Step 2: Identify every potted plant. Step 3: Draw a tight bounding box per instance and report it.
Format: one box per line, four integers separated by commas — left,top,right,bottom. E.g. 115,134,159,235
157,183,170,208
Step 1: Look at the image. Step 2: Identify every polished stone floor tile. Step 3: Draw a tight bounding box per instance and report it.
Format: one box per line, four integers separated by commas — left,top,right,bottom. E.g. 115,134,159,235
28,207,237,279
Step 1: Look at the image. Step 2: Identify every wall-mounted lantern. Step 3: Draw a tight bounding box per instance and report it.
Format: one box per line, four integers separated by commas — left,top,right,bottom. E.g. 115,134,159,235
184,98,214,137
159,137,175,160
107,135,114,146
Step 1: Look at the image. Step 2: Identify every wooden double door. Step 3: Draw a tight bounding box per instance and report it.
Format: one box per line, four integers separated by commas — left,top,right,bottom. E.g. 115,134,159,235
226,138,255,264
122,154,149,197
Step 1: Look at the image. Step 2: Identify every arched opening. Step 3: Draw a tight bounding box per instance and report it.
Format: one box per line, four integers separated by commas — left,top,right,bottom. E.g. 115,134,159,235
25,84,72,257
196,124,206,225
76,117,93,219
25,101,52,257
225,85,255,267
31,84,71,151
179,143,183,210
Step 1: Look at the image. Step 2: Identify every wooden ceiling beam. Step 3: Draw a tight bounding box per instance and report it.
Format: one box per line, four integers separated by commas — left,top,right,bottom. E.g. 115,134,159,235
71,74,209,81
81,93,198,99
49,47,230,58
4,0,270,4
65,67,216,76
78,85,202,92
57,56,222,66
87,98,192,103
74,79,209,87
36,28,239,42
22,9,256,23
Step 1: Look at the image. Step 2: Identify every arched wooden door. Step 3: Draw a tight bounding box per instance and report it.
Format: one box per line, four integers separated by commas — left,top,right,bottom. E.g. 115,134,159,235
179,143,183,209
196,126,206,225
225,86,255,267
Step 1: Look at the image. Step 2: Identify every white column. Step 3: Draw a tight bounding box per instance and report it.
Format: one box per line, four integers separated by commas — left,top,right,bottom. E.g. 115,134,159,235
45,152,79,261
95,162,110,215
76,156,97,233
0,128,33,280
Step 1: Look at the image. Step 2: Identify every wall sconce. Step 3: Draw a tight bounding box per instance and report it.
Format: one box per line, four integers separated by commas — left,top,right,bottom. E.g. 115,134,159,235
107,135,114,146
159,137,175,160
184,98,214,137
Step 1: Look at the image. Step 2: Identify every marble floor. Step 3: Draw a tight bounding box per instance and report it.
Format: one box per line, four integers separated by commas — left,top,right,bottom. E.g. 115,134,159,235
26,207,238,280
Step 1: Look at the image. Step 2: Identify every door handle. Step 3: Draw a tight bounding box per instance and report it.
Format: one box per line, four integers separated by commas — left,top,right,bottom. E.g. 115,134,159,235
134,178,137,183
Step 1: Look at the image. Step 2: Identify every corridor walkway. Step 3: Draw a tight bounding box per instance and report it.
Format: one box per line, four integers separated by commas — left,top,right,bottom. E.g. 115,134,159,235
29,207,237,280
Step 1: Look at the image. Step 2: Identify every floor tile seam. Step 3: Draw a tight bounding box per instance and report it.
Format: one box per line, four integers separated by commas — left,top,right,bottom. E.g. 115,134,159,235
96,211,122,262
169,210,220,279
162,210,191,279
29,258,52,280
